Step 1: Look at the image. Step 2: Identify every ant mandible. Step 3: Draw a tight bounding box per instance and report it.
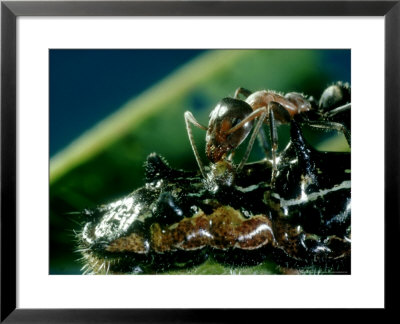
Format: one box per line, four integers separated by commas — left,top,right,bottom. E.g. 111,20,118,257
184,86,350,186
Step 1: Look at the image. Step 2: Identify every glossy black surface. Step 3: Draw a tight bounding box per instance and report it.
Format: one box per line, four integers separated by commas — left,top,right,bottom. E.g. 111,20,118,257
78,137,351,274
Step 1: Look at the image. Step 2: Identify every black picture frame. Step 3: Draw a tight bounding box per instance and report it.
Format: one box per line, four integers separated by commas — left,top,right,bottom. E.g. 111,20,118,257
1,0,398,322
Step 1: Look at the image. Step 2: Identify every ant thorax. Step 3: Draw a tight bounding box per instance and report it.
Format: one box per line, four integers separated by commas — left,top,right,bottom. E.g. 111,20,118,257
245,90,286,110
245,90,312,120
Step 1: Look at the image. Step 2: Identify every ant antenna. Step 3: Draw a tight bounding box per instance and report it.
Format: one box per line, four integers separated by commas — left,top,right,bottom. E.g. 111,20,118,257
184,111,207,179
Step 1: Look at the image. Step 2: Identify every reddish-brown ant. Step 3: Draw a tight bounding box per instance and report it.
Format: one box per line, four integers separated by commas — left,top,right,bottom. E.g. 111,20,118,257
185,97,267,185
184,86,350,186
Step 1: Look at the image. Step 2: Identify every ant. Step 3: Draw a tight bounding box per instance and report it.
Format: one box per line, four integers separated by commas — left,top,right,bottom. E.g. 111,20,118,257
184,97,268,187
184,84,351,187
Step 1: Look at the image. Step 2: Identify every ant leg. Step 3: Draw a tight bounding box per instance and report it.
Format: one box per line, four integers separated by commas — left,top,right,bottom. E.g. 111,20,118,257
305,120,351,147
266,102,291,167
234,87,253,99
326,103,351,118
267,103,283,188
184,111,208,179
257,127,272,159
226,107,267,135
268,103,279,170
233,107,268,173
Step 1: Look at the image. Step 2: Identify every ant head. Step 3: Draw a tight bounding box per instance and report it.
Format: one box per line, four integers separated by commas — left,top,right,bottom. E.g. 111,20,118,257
205,97,254,163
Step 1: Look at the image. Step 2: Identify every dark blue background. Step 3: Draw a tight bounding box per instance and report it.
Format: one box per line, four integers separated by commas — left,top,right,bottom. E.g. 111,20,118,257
50,49,206,156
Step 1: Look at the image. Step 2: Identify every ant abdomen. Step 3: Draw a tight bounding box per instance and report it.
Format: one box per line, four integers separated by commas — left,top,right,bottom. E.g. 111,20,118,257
319,81,351,112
